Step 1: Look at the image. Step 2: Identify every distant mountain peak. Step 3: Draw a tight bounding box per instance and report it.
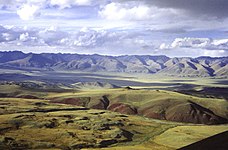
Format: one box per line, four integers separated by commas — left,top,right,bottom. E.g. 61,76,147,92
0,51,227,77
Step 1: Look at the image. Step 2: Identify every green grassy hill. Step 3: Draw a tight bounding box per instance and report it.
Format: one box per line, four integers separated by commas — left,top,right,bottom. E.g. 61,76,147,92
0,82,227,149
0,83,227,125
0,97,227,150
46,88,228,125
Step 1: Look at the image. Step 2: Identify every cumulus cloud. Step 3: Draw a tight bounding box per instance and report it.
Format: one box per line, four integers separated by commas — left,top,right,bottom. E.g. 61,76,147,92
17,4,40,20
1,33,14,41
0,25,43,46
1,0,94,20
99,2,151,20
99,2,180,21
171,38,212,48
1,0,227,33
38,27,68,46
0,25,110,47
50,0,92,8
72,28,107,47
0,27,19,42
160,37,228,51
0,25,157,55
0,23,227,57
19,32,29,41
159,43,169,50
55,27,125,48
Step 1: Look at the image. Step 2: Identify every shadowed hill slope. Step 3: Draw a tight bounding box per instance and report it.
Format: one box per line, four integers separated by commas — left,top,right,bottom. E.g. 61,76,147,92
179,131,228,150
0,82,227,125
138,100,228,125
0,96,227,149
0,51,227,77
47,89,228,125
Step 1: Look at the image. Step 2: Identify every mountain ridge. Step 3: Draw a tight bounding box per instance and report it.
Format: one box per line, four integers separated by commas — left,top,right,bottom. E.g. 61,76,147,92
0,51,227,77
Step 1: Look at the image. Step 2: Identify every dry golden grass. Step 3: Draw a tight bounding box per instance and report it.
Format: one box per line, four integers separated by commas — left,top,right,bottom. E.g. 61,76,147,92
0,83,227,149
153,125,228,149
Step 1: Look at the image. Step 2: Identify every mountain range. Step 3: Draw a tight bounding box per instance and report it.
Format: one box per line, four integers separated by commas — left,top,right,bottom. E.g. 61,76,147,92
0,51,227,77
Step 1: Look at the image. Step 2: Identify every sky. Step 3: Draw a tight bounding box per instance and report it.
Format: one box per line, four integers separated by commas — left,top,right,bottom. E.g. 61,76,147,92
0,0,228,57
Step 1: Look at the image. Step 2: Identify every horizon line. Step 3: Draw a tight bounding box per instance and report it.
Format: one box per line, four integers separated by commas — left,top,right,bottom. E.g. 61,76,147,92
0,50,227,59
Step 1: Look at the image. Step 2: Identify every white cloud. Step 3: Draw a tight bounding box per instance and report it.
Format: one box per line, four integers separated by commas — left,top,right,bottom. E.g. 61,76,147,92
74,0,91,5
4,0,93,20
0,26,19,42
212,39,228,46
17,4,40,20
160,37,228,51
99,2,151,21
171,38,212,48
19,32,29,41
2,33,14,41
99,2,180,21
0,24,227,57
159,43,169,50
38,27,68,45
211,39,228,50
72,28,108,47
0,25,153,54
50,0,92,9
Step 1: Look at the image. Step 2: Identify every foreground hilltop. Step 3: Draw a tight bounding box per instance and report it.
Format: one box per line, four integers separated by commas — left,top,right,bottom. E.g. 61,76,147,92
0,91,228,149
0,51,227,77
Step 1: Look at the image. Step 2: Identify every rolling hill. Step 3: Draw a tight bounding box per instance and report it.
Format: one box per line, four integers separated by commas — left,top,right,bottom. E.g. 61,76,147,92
1,96,227,149
1,82,226,125
0,51,227,77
